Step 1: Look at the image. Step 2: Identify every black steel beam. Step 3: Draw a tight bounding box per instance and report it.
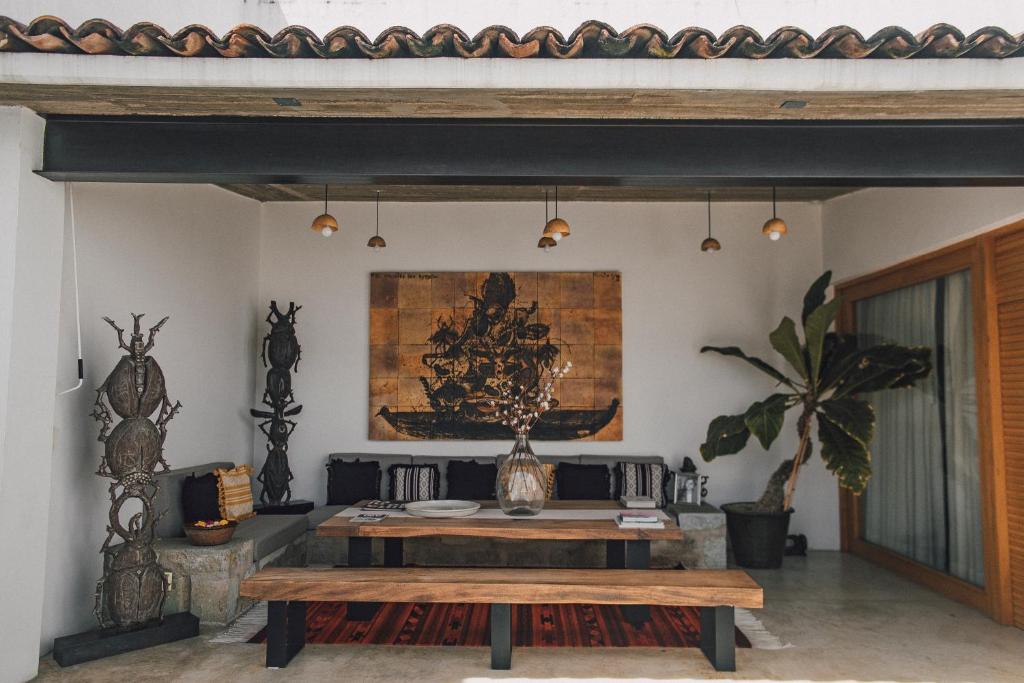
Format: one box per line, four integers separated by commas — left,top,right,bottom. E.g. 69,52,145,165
37,116,1024,186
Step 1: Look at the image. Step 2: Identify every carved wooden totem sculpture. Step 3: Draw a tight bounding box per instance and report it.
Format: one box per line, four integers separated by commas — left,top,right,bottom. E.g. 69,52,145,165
251,301,303,505
91,313,181,630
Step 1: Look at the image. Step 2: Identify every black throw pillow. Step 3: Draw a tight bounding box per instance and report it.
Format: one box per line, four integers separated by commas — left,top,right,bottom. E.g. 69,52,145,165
555,463,612,500
181,472,221,524
326,459,382,505
446,460,498,500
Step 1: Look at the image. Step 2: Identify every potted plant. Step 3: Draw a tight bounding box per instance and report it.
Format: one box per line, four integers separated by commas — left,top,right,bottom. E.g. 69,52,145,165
699,271,932,568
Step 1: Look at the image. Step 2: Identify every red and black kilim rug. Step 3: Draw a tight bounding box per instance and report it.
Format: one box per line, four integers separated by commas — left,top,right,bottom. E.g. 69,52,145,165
249,602,750,648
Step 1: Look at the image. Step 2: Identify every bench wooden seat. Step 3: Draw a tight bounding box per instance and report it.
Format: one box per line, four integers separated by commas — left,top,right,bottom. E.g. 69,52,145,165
240,567,763,672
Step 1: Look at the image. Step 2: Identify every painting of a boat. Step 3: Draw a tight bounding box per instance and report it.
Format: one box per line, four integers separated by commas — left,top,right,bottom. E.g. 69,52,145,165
369,271,622,441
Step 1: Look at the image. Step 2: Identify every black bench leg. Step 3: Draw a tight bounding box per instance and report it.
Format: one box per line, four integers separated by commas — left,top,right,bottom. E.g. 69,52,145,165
347,537,379,621
267,600,307,669
700,606,736,672
384,538,404,567
490,603,512,670
623,540,651,626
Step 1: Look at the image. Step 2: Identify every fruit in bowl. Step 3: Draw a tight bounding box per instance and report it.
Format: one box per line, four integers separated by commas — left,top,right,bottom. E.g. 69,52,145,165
184,518,238,546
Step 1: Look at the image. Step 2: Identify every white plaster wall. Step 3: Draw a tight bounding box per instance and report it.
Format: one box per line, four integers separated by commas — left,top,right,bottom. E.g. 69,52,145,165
256,199,838,548
0,107,66,683
823,187,1024,282
5,0,1022,36
39,184,261,656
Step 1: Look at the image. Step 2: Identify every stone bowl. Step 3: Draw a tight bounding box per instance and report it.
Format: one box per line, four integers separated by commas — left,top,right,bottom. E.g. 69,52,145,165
184,520,238,546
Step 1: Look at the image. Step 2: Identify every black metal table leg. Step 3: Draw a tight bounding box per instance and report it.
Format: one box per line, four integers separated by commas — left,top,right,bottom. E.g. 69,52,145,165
606,540,625,568
347,536,379,621
384,538,403,567
266,600,306,668
700,606,736,672
623,540,651,626
490,603,512,670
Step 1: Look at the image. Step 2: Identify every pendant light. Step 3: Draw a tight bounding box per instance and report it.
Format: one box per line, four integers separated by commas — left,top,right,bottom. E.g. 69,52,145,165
543,186,570,241
310,184,339,236
537,189,557,252
700,191,721,253
367,190,387,251
762,186,788,241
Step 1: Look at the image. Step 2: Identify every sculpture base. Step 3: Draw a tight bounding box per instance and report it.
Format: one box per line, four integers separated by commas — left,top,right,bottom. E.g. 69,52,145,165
52,611,200,667
254,499,314,515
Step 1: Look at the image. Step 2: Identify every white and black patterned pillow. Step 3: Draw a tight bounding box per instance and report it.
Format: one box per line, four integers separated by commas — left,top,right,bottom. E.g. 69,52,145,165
388,464,440,502
614,462,667,507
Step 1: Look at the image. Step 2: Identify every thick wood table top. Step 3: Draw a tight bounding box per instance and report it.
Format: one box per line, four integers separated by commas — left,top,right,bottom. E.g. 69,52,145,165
241,566,763,608
316,500,683,541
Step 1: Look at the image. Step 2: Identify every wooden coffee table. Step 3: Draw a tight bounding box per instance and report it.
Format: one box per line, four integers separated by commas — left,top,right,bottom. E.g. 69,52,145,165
317,500,682,622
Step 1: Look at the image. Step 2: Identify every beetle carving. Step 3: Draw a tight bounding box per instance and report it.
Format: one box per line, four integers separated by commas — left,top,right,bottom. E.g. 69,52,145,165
91,314,179,630
251,301,303,505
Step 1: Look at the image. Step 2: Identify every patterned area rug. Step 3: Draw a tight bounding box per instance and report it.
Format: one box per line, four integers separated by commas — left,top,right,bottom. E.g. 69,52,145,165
247,602,751,648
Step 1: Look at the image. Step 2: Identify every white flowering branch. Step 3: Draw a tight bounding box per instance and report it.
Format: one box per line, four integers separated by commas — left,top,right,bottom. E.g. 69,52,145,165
488,361,572,435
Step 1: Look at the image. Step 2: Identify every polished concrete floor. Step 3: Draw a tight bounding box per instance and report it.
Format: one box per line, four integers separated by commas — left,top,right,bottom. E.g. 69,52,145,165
35,552,1024,682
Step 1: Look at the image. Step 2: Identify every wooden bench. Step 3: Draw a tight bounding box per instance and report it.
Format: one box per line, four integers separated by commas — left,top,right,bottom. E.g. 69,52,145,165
240,567,763,672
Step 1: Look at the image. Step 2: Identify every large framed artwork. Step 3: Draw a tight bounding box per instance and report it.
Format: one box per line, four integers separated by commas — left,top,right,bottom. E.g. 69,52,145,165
369,272,622,441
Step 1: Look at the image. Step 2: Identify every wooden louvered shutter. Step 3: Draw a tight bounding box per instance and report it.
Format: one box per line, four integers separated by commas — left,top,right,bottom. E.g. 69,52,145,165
994,227,1024,628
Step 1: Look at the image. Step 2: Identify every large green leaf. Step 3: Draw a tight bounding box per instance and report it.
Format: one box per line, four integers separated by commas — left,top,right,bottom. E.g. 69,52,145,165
817,411,872,493
769,317,807,380
700,346,795,389
803,297,842,387
819,397,875,446
832,345,932,398
743,394,791,450
700,413,751,462
802,271,832,325
817,332,860,392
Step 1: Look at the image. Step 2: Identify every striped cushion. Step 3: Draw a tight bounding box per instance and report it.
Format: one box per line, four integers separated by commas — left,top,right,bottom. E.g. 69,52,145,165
214,464,256,521
614,462,666,507
388,464,439,502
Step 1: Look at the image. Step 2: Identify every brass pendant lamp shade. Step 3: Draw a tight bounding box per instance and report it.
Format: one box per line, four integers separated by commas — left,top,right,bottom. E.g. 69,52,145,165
543,186,570,241
538,190,557,252
700,192,721,253
367,190,387,251
762,187,788,241
311,184,339,236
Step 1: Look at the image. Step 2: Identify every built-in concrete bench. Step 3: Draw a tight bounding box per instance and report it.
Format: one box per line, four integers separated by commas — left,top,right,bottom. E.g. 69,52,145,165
240,567,763,672
153,462,307,624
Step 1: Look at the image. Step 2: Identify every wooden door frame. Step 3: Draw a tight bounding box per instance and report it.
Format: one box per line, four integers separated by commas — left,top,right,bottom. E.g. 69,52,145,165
835,229,1015,624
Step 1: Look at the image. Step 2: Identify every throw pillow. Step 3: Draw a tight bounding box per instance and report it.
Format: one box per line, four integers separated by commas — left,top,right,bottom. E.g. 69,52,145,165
446,460,498,500
388,463,440,501
555,462,612,500
614,462,668,507
542,463,556,500
326,458,382,505
213,465,256,521
181,472,221,525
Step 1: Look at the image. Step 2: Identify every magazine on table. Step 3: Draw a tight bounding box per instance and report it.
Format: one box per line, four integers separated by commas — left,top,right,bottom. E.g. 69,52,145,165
351,513,388,523
361,500,406,511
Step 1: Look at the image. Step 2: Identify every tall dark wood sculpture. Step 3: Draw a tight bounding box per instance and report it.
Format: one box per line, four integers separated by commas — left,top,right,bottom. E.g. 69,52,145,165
90,314,180,629
251,301,303,506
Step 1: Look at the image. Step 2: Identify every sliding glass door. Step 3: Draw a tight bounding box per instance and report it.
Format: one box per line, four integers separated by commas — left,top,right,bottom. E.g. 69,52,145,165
854,270,985,586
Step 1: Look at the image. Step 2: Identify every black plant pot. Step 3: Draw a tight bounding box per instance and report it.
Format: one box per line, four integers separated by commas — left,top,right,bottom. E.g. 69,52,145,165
722,502,793,569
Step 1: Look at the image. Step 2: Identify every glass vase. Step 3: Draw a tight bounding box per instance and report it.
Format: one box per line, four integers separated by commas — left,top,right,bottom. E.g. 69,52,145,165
496,433,546,516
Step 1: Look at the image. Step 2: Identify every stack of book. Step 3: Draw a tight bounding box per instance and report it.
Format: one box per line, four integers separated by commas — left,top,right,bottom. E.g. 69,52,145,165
619,495,656,509
616,510,665,529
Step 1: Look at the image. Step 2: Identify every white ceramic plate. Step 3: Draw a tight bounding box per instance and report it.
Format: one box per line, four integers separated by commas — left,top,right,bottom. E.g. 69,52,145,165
404,500,481,518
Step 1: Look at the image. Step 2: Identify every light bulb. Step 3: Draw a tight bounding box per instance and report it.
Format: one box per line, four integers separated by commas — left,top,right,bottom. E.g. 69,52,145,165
321,227,334,237
543,245,551,253
551,232,563,242
769,230,781,241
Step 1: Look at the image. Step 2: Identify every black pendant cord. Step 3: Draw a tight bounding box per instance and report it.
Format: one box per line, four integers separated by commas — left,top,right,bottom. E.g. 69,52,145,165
323,184,328,214
706,191,712,239
555,186,559,217
772,186,777,219
545,189,549,223
375,190,381,236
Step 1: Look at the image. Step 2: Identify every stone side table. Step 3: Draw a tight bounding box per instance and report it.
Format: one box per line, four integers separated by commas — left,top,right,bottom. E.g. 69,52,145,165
661,502,727,569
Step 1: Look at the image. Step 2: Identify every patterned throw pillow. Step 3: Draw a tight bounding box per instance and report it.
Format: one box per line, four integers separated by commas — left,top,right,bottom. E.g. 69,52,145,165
388,464,440,501
542,463,557,500
213,464,256,521
614,462,667,507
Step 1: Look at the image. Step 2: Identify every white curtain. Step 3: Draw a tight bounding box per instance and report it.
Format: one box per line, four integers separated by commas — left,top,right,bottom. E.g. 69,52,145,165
856,270,984,587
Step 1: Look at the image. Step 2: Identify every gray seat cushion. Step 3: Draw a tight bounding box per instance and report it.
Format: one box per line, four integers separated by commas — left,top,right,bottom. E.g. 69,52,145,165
328,453,412,500
233,514,306,560
153,461,235,539
306,505,346,531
